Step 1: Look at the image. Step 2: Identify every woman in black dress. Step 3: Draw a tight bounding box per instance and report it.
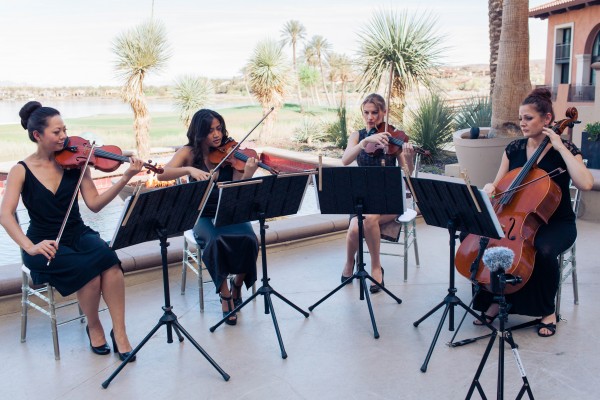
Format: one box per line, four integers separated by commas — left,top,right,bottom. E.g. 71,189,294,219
474,88,593,337
340,93,415,292
158,109,259,325
0,101,144,359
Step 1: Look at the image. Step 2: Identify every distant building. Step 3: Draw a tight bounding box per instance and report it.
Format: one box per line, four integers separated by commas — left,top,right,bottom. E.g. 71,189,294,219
529,0,600,145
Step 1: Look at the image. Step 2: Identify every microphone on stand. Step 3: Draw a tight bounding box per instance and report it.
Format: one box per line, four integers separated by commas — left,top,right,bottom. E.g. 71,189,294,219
482,247,518,294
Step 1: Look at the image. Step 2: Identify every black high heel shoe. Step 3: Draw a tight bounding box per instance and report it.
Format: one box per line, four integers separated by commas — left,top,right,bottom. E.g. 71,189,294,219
86,325,111,355
110,329,136,362
369,267,385,294
220,293,237,326
230,277,243,309
341,259,355,283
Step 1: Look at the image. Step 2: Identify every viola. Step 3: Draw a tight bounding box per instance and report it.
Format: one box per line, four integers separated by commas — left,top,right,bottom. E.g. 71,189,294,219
455,108,579,294
54,136,163,174
363,122,431,157
208,137,279,175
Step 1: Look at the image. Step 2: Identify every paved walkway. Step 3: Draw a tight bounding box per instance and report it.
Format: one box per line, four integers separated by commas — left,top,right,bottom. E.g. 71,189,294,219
0,217,598,399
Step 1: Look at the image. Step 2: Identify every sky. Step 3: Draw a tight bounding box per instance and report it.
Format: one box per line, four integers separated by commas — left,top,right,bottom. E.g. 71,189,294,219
0,0,551,87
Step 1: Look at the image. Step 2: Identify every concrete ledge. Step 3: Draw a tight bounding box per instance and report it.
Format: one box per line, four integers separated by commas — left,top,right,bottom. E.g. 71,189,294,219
0,213,350,300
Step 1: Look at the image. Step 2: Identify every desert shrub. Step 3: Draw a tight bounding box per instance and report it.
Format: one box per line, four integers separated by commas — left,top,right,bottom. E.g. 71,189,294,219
407,93,455,159
455,96,492,130
293,116,326,144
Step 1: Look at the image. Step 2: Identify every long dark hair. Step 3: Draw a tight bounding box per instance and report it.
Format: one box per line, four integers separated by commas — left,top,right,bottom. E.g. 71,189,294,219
19,101,61,142
185,109,229,168
521,88,555,123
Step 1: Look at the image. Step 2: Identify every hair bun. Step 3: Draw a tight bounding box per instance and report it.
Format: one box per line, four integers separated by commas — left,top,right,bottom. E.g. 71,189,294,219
19,101,43,130
529,88,552,101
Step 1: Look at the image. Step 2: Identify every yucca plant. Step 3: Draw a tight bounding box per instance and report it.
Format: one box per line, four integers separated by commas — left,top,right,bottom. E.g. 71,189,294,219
173,75,214,128
408,93,455,159
455,96,492,130
357,9,444,124
113,19,170,160
246,39,290,142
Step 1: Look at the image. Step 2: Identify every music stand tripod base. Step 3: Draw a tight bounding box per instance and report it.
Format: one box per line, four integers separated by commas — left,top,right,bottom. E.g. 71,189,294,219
408,177,503,373
102,181,230,388
309,167,404,339
208,174,312,359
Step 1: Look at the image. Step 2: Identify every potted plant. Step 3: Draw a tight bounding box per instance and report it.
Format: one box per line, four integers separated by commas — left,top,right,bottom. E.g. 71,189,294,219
452,96,515,187
581,122,600,169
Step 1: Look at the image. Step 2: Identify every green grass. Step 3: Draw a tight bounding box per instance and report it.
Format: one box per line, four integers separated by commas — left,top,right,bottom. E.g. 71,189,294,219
0,104,338,162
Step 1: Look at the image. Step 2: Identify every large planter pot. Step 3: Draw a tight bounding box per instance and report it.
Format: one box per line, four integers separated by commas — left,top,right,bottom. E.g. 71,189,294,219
453,128,516,188
581,131,600,169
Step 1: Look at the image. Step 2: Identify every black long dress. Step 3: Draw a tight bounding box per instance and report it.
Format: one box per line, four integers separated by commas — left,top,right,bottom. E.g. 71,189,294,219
19,161,120,297
474,138,581,316
192,163,258,293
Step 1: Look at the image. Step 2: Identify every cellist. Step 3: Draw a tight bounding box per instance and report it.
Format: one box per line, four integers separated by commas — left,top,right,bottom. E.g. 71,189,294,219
473,88,593,337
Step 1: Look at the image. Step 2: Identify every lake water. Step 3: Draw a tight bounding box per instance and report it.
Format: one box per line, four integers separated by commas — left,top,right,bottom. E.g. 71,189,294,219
0,183,320,266
0,97,253,125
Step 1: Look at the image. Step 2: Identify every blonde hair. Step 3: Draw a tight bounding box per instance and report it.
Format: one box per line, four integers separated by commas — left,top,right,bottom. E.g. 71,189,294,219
361,93,386,113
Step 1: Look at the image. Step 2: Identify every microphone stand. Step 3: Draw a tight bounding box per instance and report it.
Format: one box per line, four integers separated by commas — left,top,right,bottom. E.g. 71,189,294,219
466,272,534,400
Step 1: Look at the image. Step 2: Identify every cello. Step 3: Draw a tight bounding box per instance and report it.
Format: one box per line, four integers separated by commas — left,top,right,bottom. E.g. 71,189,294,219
455,108,579,294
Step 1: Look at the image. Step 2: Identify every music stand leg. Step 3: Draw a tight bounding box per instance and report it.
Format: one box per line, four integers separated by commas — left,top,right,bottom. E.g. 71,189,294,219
209,216,308,359
309,207,402,339
413,220,486,372
102,229,229,388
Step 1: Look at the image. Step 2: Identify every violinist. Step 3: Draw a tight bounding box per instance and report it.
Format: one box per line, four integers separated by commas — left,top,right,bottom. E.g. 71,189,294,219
340,93,415,292
473,88,593,337
157,109,259,325
0,101,143,359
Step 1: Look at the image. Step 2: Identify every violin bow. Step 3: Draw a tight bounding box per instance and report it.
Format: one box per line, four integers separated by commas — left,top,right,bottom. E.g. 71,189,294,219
48,141,97,267
196,107,275,213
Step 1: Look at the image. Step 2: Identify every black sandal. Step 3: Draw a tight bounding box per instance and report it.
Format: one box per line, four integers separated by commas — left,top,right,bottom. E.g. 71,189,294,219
230,277,243,309
473,312,498,326
220,293,237,326
537,322,556,337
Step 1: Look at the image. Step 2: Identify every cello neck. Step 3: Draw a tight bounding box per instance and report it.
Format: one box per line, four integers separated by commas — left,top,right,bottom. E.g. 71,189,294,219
500,136,550,205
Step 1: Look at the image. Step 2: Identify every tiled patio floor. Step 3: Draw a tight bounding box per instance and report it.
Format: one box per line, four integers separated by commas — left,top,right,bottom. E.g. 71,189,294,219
1,217,598,399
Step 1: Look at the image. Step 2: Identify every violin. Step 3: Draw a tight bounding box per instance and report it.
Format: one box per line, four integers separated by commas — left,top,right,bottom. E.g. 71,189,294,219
454,108,579,294
363,122,431,157
208,137,279,175
54,136,163,174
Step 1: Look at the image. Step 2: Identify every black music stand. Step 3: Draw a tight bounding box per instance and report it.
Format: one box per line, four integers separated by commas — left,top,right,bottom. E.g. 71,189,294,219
208,173,312,359
102,180,229,388
409,176,503,372
308,166,404,339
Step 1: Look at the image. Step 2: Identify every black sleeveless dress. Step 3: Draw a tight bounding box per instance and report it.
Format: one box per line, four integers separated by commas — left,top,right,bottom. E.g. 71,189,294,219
474,139,581,316
191,164,258,293
19,161,120,297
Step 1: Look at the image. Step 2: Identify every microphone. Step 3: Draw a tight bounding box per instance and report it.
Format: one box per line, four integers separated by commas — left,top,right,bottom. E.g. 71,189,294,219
482,247,515,294
482,246,514,273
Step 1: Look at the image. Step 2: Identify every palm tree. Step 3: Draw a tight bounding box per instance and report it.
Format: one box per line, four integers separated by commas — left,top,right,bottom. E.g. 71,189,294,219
246,39,290,142
327,52,354,107
490,0,531,137
307,35,332,106
489,0,503,96
113,20,170,160
302,45,322,105
281,20,307,111
357,9,444,124
172,75,214,128
298,64,320,106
